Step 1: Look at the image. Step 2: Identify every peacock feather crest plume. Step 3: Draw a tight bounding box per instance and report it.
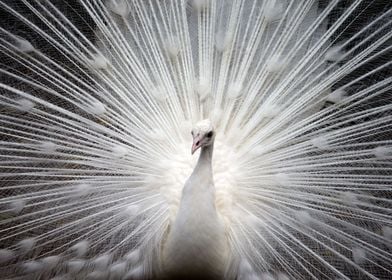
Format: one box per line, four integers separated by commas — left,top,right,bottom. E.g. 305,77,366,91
0,0,391,279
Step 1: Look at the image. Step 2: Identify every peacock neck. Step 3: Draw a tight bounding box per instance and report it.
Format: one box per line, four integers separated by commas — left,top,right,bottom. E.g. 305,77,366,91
194,142,214,175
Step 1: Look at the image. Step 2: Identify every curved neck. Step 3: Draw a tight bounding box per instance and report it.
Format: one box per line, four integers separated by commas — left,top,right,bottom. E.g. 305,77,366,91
194,142,213,172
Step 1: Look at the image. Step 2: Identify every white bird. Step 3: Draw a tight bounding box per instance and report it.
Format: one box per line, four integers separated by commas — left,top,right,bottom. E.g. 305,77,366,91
0,1,391,280
163,120,230,279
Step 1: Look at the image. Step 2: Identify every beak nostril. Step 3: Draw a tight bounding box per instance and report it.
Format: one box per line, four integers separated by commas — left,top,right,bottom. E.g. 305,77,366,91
196,141,200,146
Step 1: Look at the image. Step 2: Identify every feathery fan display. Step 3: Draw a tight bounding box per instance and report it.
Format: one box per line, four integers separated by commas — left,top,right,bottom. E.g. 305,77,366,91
0,0,391,279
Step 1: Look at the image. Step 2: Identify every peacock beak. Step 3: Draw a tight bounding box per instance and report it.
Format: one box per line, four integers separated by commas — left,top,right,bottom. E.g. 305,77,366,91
191,136,202,155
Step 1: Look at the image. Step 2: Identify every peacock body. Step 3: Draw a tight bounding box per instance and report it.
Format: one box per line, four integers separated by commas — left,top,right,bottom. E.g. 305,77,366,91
0,0,391,279
163,121,230,279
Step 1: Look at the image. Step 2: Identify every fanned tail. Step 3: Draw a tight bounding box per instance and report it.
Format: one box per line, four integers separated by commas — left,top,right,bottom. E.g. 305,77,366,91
0,0,391,279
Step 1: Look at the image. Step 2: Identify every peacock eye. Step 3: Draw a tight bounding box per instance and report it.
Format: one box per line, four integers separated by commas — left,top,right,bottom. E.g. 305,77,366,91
206,131,213,138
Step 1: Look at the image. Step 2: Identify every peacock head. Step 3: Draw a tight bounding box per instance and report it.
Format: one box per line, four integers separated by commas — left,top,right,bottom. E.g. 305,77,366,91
191,119,215,154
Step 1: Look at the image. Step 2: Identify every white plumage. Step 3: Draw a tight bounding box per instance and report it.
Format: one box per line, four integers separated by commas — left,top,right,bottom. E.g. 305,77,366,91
0,0,391,279
163,120,230,279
